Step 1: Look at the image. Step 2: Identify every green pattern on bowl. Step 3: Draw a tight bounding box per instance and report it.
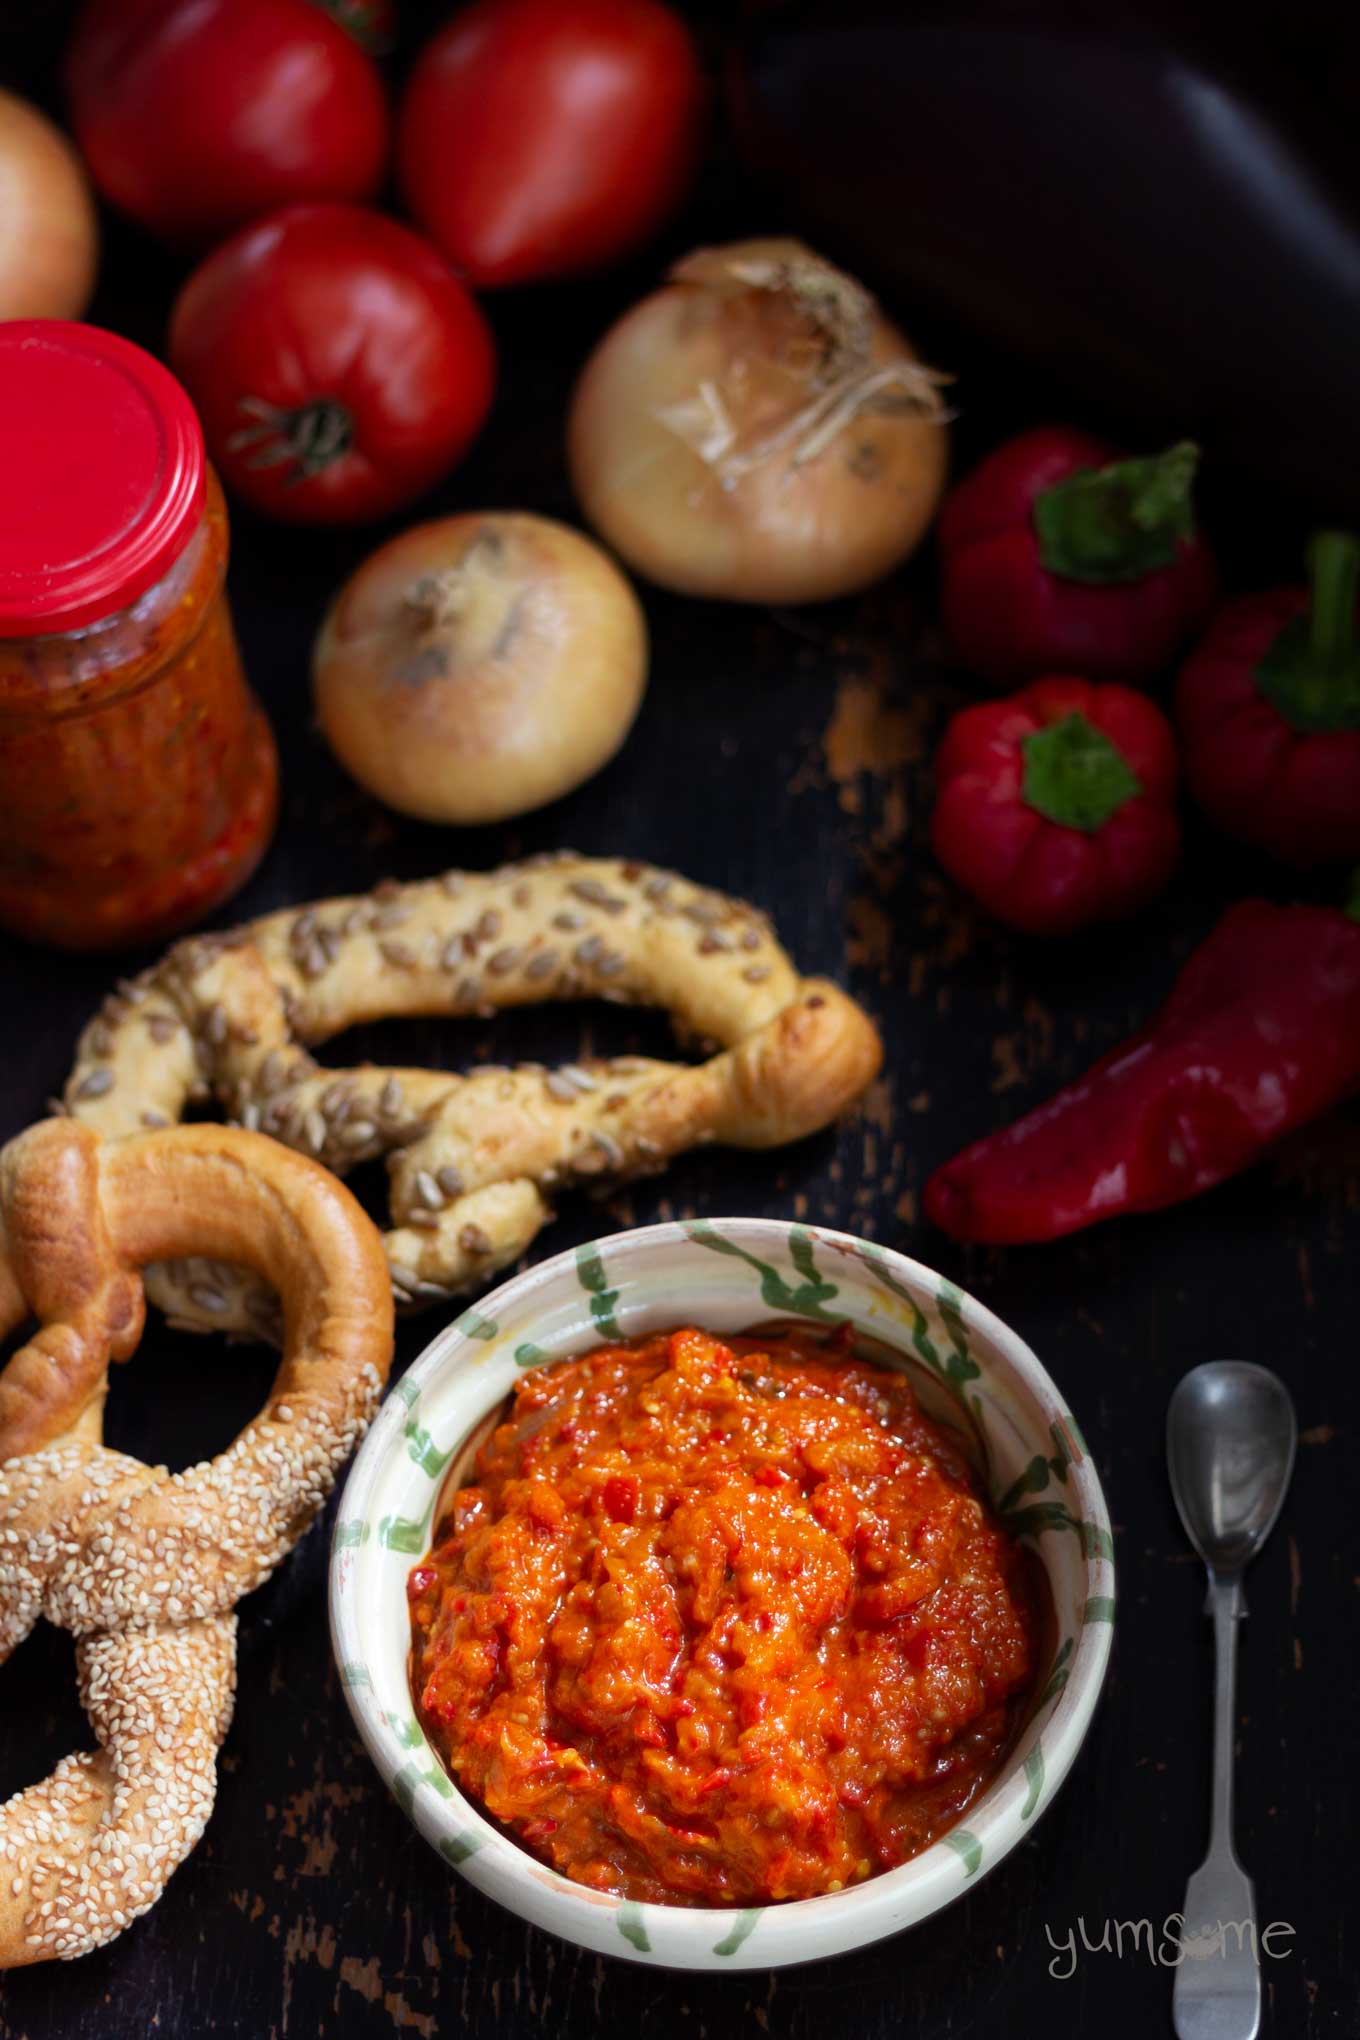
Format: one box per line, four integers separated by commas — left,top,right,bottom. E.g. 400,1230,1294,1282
330,1217,1114,1972
943,1829,983,1878
616,1903,652,1953
712,1908,763,1958
686,1220,842,1323
1021,1745,1046,1820
575,1243,622,1339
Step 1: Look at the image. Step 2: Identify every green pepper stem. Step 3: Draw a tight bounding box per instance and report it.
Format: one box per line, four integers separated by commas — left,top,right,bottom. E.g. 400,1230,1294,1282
1128,440,1199,535
1307,531,1360,671
1033,442,1200,585
1021,711,1142,832
1254,529,1360,734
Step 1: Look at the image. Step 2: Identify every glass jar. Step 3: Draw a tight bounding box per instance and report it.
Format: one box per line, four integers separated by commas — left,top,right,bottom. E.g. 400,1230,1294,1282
0,321,278,950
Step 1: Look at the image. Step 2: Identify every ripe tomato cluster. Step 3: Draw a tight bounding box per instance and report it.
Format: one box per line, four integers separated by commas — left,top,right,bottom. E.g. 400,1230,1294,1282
65,0,704,522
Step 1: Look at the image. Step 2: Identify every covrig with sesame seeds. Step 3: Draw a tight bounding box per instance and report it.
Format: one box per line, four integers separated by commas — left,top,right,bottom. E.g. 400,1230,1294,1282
0,1119,393,1966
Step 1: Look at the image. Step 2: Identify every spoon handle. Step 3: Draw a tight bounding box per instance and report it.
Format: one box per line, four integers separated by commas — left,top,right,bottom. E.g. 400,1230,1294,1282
1173,1572,1261,2040
1207,1571,1242,1855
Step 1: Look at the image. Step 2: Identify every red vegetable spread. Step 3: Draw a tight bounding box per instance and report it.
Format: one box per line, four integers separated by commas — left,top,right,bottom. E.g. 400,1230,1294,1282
409,1326,1037,1906
0,472,277,951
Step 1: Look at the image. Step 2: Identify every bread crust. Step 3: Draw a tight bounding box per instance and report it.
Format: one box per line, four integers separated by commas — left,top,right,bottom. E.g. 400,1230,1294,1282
0,1120,393,1966
64,853,884,1330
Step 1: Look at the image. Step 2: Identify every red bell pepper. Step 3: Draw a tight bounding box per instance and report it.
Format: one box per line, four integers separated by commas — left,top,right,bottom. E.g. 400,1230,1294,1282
938,426,1217,688
923,898,1360,1243
930,676,1180,936
1175,530,1360,865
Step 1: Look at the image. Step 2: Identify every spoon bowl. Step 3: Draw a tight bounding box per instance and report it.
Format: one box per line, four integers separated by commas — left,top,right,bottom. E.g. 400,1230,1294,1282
1167,1361,1297,1575
1166,1360,1297,2040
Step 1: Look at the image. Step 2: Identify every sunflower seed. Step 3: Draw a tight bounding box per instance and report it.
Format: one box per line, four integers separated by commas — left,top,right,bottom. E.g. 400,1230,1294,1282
545,1071,578,1102
552,910,586,932
436,1164,465,1196
439,934,466,971
147,1013,178,1044
141,1108,170,1128
415,1169,443,1210
487,946,522,976
743,964,772,983
189,1283,227,1313
575,935,606,966
596,951,626,977
459,1223,493,1256
525,949,558,981
475,909,502,941
440,870,466,897
380,938,417,970
379,1076,404,1119
569,878,626,912
73,1067,114,1100
342,1120,377,1148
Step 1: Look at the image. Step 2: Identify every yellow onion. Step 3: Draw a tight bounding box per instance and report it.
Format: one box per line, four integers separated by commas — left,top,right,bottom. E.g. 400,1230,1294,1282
0,89,98,322
313,512,648,825
568,237,950,605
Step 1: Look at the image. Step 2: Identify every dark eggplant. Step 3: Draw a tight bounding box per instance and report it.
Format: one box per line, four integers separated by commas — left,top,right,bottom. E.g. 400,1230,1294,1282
730,4,1360,519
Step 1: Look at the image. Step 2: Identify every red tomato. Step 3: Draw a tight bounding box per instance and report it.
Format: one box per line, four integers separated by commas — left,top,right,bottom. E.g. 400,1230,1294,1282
67,0,389,247
168,204,497,525
397,0,704,289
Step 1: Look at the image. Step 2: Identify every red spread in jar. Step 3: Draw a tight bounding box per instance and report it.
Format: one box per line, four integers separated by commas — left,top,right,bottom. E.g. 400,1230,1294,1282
409,1326,1037,1906
0,322,276,950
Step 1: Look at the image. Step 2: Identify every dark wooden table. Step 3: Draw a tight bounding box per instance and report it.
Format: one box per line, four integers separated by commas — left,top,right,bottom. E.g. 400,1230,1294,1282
1,9,1353,2036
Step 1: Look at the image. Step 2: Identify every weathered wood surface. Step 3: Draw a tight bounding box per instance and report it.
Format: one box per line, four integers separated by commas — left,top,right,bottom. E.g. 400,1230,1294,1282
0,8,1353,2033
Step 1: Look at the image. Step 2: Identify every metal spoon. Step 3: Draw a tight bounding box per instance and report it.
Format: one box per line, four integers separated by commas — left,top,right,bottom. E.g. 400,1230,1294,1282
1167,1362,1297,2040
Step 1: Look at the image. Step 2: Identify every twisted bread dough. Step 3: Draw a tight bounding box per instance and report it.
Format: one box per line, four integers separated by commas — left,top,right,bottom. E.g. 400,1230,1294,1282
64,853,882,1332
0,1121,393,1966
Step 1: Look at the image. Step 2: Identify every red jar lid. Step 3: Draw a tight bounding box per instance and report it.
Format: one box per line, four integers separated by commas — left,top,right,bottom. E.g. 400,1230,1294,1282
0,321,207,636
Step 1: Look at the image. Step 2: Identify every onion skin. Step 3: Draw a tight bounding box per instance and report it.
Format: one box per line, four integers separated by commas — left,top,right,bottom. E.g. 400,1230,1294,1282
568,238,949,605
313,512,648,825
0,90,99,322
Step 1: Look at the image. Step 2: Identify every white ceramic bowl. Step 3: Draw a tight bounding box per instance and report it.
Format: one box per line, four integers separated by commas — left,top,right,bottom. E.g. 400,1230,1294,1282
330,1218,1114,1970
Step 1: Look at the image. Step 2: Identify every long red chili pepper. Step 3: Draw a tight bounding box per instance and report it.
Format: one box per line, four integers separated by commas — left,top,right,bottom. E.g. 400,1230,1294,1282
923,898,1360,1243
